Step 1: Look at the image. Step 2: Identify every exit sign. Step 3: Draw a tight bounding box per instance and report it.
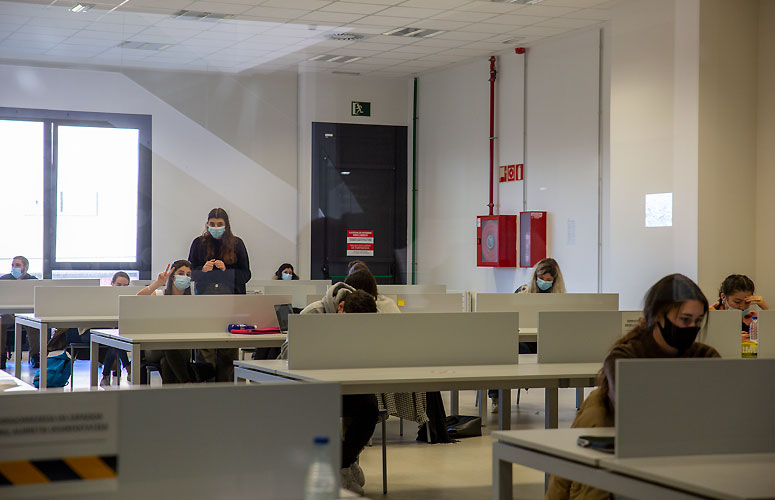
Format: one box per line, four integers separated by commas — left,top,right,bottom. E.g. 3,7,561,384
351,101,371,116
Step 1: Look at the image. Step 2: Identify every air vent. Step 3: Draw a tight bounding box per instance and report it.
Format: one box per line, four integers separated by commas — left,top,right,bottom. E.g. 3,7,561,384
326,32,367,41
308,54,362,63
172,10,234,22
382,27,445,38
117,41,172,51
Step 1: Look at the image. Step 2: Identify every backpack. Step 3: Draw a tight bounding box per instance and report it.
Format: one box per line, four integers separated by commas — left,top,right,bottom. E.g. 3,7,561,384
33,351,72,388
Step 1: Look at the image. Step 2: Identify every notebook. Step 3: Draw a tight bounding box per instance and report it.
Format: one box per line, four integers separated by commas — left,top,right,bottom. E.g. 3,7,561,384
274,303,294,334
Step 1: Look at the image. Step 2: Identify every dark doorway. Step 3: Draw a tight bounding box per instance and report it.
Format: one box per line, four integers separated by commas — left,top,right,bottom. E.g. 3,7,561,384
311,122,407,284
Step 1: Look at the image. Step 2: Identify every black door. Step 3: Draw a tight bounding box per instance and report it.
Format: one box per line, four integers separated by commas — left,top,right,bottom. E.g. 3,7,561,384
311,122,407,284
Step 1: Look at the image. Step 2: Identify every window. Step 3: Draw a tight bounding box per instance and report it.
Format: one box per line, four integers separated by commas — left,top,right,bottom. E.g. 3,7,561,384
0,108,151,279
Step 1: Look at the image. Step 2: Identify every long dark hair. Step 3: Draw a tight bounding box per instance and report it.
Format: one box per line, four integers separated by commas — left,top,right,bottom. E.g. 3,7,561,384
345,269,378,298
597,274,708,415
200,208,237,265
165,260,192,296
274,263,299,280
718,274,755,308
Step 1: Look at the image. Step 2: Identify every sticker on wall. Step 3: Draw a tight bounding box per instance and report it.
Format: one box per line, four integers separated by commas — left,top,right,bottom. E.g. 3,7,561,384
499,164,524,183
645,192,673,227
347,230,374,256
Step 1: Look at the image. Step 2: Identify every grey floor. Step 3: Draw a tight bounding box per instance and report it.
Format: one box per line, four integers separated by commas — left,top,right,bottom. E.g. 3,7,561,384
5,352,583,500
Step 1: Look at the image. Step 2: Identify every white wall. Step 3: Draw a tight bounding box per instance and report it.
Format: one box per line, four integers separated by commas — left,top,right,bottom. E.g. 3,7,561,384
608,0,700,309
416,28,602,293
297,71,409,279
0,64,298,280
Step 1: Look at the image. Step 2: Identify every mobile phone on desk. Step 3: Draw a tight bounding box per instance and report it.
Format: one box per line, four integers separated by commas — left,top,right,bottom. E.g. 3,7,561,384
577,435,615,453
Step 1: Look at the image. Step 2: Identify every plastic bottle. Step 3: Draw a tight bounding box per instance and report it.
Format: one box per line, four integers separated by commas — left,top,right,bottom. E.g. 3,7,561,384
749,316,758,342
304,436,336,500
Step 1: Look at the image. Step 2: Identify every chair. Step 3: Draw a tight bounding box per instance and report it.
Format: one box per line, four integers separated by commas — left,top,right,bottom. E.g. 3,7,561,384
66,342,90,391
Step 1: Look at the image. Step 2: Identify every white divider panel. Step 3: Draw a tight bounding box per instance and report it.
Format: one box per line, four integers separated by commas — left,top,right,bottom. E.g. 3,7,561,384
703,310,744,358
130,280,152,287
475,293,619,328
0,383,340,499
0,279,99,307
395,293,466,313
252,284,319,308
758,310,775,358
118,294,292,335
247,279,329,295
537,311,622,363
378,284,446,294
34,286,144,317
616,358,775,458
306,293,322,306
288,312,518,370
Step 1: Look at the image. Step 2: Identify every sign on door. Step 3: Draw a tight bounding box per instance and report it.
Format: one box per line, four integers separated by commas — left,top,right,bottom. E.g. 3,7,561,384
347,230,374,256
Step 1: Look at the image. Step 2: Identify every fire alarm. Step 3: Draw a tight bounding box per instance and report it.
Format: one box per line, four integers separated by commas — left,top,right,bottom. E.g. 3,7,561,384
515,47,526,55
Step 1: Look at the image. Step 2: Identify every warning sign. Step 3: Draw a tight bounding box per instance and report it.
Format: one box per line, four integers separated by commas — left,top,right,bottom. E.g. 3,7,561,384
499,164,524,183
347,230,374,257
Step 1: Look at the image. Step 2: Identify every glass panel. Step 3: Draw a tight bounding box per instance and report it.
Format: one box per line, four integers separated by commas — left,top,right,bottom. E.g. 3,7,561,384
56,125,139,263
0,120,44,277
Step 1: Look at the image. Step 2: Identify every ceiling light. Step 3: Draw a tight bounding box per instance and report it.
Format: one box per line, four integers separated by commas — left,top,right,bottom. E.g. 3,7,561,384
171,10,233,21
117,41,173,51
340,171,351,175
382,27,445,38
307,54,362,63
70,3,94,12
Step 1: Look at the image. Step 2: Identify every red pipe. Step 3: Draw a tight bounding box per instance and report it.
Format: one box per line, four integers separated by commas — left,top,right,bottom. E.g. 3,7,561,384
488,56,497,216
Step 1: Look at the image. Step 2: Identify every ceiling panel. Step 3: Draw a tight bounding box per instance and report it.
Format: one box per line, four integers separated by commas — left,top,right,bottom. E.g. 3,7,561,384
0,0,615,77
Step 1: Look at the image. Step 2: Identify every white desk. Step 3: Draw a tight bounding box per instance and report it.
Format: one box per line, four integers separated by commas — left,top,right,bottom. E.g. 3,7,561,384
90,329,287,386
0,304,33,315
14,313,119,389
492,428,775,500
233,358,600,430
0,367,34,392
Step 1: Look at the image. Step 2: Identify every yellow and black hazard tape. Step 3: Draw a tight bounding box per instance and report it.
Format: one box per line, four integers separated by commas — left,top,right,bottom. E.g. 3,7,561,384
0,455,117,486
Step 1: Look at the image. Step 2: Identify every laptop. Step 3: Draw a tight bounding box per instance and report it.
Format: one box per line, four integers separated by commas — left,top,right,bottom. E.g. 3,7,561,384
274,303,294,334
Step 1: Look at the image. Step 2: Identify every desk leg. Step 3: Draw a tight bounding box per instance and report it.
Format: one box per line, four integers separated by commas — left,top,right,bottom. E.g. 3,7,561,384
130,345,141,385
14,322,22,378
492,442,513,500
90,338,99,387
545,387,558,429
498,389,512,431
576,387,584,409
39,323,48,390
450,390,459,416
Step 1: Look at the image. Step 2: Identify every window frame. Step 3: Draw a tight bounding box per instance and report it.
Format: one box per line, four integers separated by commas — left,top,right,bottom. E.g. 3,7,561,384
0,107,152,279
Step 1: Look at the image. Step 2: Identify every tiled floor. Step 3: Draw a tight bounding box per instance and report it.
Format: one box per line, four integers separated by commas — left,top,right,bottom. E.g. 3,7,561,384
5,353,582,500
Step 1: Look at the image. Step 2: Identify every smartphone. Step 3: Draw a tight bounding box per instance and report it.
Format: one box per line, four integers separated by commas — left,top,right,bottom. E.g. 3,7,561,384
577,435,615,453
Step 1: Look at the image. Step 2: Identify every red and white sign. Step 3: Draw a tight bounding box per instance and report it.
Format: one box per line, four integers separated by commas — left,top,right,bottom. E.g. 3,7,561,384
347,230,374,256
499,164,524,183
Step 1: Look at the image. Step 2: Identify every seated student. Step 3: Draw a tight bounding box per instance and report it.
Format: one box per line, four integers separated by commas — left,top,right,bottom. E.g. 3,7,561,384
545,274,720,500
345,261,400,313
0,256,38,369
337,290,380,495
515,257,567,294
709,274,770,339
272,263,299,280
100,271,132,387
136,261,194,384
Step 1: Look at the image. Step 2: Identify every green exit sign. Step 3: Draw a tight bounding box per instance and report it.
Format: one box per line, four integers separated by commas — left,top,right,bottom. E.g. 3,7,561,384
351,101,371,116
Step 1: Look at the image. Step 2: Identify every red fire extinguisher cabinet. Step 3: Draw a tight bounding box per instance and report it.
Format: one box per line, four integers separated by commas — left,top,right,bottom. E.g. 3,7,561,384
477,215,517,267
519,211,547,268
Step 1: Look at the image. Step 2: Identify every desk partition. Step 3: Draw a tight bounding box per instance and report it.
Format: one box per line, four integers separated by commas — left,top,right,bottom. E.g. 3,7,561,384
118,294,292,335
394,293,467,313
703,310,744,358
378,284,446,294
288,312,518,370
252,284,320,308
537,311,623,363
758,310,774,358
615,358,775,458
33,286,144,317
0,279,99,309
247,279,330,294
475,293,619,329
0,383,340,500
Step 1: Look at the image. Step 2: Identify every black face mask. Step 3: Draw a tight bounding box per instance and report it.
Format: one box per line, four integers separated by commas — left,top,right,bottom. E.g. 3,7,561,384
658,317,700,354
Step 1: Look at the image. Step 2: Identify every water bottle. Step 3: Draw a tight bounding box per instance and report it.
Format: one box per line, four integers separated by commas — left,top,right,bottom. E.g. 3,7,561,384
304,436,336,500
749,316,758,342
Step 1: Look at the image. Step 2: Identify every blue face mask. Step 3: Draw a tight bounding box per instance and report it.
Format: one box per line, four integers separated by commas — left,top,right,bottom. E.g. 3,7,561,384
174,275,191,291
536,278,553,291
208,226,226,239
11,267,22,279
281,273,293,280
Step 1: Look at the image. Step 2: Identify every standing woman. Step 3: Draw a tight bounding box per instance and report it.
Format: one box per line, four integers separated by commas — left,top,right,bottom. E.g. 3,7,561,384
188,208,251,381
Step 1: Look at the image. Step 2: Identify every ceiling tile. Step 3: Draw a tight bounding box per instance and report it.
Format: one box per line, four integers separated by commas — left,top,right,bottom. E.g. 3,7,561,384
184,2,255,14
350,15,413,27
540,0,614,7
454,1,526,14
432,10,496,23
241,6,308,20
563,8,611,20
432,30,491,41
376,6,444,19
319,2,388,15
458,23,517,34
297,11,365,24
260,0,332,8
386,43,444,55
535,17,600,28
514,5,581,17
485,14,550,26
510,25,567,36
409,18,469,31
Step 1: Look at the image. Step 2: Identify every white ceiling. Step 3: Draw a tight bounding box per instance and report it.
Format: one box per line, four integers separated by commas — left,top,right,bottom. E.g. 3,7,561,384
0,0,617,77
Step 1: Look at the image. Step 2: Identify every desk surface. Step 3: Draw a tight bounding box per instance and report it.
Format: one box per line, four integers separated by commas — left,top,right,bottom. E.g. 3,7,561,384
92,328,286,344
603,453,775,500
493,428,615,466
0,369,35,392
16,313,118,323
233,359,600,385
